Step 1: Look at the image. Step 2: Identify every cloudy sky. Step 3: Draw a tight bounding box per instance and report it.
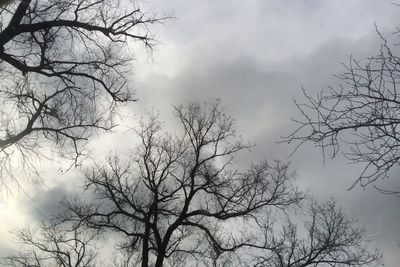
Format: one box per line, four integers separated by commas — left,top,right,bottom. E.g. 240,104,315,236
1,0,400,266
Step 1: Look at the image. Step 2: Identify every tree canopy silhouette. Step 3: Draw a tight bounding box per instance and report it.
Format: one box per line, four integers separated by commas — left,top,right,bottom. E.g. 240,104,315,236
3,222,98,267
0,0,162,181
55,102,379,267
284,28,400,194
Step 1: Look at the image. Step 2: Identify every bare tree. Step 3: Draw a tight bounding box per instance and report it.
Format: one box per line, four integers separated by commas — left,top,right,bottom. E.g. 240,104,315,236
3,222,98,266
55,102,379,267
283,28,400,193
0,0,162,180
252,200,381,267
58,102,304,267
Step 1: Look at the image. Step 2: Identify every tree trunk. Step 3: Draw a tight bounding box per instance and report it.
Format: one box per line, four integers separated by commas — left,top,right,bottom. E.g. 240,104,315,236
154,247,166,267
141,224,150,267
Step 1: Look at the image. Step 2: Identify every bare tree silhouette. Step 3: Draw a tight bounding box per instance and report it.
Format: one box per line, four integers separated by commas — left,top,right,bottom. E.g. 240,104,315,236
58,102,303,267
55,102,378,267
0,0,163,181
284,27,400,194
3,222,98,267
252,200,380,267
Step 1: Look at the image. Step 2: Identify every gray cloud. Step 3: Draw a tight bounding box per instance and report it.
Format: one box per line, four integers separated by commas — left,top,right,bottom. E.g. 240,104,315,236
2,1,400,265
26,185,70,222
129,1,400,265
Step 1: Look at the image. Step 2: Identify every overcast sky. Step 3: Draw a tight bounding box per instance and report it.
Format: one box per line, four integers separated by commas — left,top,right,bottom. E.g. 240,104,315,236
1,0,400,266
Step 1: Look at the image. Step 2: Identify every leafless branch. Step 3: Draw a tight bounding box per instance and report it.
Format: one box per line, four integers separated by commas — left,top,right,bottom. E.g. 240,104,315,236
0,0,166,181
57,102,304,267
283,26,400,193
